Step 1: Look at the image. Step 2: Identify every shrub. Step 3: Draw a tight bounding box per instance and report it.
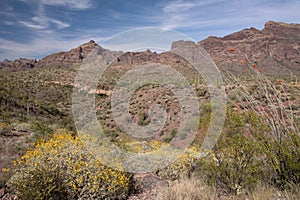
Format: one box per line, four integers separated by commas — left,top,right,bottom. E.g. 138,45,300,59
11,122,32,132
195,110,266,194
263,132,300,188
157,147,198,180
0,122,11,135
8,132,131,200
197,132,265,194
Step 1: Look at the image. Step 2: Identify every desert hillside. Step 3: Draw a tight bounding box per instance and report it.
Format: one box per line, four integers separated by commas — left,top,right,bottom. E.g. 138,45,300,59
0,21,299,200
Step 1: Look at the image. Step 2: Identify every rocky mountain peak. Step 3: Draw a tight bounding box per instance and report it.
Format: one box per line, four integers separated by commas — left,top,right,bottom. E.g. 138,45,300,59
264,21,299,30
222,27,261,41
171,40,196,49
198,21,300,74
36,40,100,68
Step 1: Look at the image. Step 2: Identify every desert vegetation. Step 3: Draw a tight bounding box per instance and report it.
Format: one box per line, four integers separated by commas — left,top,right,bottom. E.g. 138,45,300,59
0,38,299,199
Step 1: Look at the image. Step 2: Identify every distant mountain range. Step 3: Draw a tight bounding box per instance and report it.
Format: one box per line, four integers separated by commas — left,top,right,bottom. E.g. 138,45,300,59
1,21,299,75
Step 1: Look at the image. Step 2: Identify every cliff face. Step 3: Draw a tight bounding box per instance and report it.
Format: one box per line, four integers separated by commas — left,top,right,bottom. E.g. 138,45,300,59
36,40,99,68
198,21,300,74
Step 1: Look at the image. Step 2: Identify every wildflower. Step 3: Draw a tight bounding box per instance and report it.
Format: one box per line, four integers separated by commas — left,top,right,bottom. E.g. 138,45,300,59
1,168,9,172
227,47,236,52
241,59,248,65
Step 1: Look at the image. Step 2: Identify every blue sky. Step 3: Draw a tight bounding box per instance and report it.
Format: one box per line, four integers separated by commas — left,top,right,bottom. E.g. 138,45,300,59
0,0,300,60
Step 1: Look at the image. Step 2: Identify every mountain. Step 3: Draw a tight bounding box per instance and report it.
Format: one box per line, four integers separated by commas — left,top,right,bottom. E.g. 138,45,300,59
198,21,300,74
0,58,37,71
0,40,99,71
36,40,99,68
0,21,299,75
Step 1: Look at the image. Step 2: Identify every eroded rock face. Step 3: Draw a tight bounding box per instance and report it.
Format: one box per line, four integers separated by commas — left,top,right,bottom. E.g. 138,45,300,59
36,40,99,68
198,21,300,74
0,58,36,72
0,40,99,71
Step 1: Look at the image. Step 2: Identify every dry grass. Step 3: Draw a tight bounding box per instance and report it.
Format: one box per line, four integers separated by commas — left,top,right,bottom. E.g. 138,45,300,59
159,177,217,200
250,183,300,200
159,178,300,200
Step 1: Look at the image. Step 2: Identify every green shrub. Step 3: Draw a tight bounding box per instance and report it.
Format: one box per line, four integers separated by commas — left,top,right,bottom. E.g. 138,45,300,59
8,132,131,200
263,133,300,188
0,122,11,135
196,110,266,194
196,132,265,194
157,147,198,180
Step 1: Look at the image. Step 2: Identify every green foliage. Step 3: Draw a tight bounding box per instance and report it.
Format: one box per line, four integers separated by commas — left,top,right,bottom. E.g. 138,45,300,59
0,122,11,135
157,147,197,180
30,121,54,142
196,110,266,194
8,132,131,200
196,109,300,194
0,67,75,125
263,133,300,188
197,132,265,194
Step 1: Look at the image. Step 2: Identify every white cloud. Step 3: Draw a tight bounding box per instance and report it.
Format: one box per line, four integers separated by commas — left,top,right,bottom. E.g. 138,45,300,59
49,18,71,29
159,0,300,38
0,31,105,60
18,20,48,29
16,2,71,30
42,0,93,10
162,0,222,13
18,17,70,30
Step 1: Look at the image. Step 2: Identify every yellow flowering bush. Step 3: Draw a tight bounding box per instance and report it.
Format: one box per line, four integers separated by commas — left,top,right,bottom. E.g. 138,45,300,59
8,132,131,200
157,147,198,180
0,122,11,134
122,140,165,153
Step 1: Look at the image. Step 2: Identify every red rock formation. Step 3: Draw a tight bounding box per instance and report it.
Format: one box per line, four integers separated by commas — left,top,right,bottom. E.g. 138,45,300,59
36,40,98,68
198,21,300,74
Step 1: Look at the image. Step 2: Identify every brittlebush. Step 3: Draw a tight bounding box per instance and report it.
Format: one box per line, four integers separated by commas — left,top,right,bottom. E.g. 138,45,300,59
8,132,131,200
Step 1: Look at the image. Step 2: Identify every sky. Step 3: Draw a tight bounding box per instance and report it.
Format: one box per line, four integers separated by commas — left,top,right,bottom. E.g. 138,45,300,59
0,0,300,61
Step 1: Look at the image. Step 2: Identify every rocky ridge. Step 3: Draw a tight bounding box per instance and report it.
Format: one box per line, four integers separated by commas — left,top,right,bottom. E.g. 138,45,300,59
0,40,99,71
0,21,299,75
198,21,300,74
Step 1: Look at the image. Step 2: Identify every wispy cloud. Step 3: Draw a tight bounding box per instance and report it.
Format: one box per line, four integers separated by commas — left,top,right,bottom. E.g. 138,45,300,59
159,0,300,38
49,18,70,29
0,0,97,60
42,0,94,10
162,0,222,13
0,31,104,60
17,2,71,30
18,20,48,30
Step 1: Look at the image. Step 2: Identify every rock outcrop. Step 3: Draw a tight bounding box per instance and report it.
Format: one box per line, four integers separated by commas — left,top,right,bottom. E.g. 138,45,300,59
0,58,36,72
198,21,300,74
36,40,99,68
0,40,99,71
